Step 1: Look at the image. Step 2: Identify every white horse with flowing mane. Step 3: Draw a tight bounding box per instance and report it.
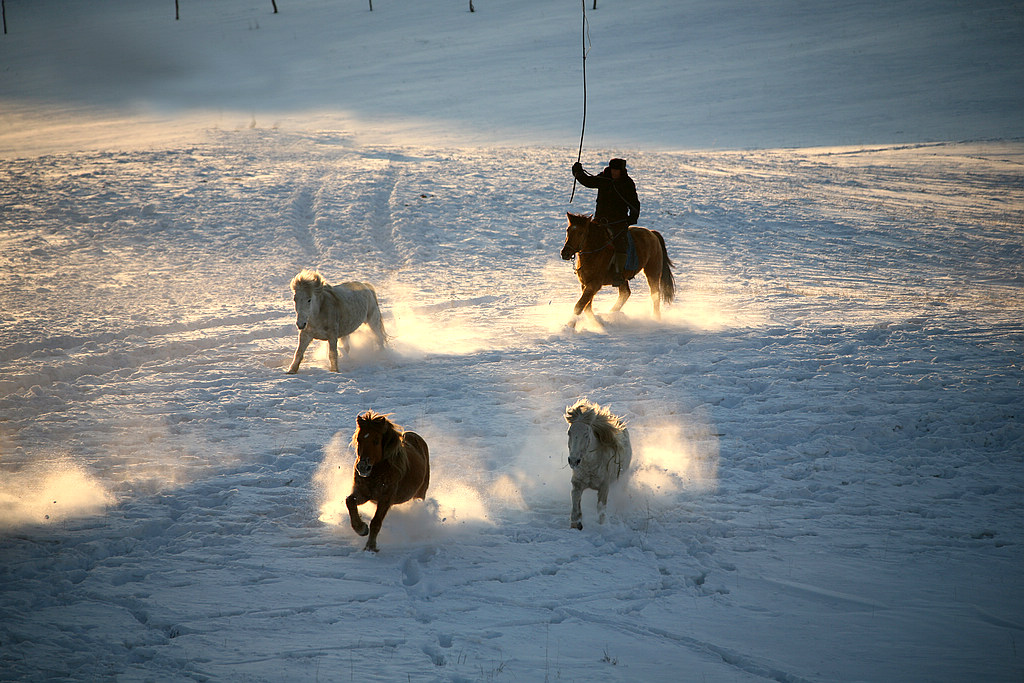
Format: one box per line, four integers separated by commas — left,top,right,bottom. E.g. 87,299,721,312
564,399,633,530
287,269,388,374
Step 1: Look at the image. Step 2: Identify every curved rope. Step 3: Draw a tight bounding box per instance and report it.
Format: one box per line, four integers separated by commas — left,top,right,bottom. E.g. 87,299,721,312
569,0,590,203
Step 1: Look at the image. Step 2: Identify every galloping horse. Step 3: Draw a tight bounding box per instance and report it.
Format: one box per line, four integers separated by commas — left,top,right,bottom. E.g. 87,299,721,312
564,399,633,530
287,269,388,374
346,411,430,552
560,212,675,328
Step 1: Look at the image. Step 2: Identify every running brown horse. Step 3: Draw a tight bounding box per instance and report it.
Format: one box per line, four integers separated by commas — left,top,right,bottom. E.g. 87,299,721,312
346,411,430,552
560,212,675,328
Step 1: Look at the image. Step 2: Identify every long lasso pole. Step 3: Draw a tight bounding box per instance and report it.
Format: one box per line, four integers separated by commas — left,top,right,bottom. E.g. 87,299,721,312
569,0,588,203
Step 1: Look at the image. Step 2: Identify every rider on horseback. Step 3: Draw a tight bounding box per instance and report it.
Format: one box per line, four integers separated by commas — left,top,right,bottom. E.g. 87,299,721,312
571,157,641,286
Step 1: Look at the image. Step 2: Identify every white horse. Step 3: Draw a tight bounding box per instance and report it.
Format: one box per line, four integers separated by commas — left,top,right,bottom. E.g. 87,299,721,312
287,269,388,374
564,399,633,530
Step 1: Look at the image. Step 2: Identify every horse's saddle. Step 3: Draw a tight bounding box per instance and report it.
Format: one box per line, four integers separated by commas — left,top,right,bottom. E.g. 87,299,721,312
606,227,639,274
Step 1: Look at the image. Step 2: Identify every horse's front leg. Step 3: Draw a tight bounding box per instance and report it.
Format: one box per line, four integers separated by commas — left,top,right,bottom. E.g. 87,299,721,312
327,336,340,372
365,500,392,552
287,330,313,374
570,285,602,329
610,281,632,313
346,490,370,537
573,284,599,317
570,483,584,530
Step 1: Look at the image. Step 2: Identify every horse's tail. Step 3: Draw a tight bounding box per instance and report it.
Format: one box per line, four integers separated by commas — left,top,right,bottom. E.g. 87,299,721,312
367,285,390,347
615,428,633,480
654,231,676,305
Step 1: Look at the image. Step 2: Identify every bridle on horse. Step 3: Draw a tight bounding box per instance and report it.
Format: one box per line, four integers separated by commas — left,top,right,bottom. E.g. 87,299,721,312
566,218,616,273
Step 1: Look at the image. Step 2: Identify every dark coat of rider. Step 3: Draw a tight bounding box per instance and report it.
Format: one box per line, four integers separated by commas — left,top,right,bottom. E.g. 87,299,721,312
571,158,641,243
571,158,640,285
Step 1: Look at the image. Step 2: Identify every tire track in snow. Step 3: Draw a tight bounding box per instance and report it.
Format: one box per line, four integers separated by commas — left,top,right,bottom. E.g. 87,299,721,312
287,186,319,263
366,159,403,271
297,158,404,275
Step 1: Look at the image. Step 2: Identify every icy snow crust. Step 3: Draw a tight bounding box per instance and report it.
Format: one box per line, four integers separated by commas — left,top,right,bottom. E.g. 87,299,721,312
2,1,1024,682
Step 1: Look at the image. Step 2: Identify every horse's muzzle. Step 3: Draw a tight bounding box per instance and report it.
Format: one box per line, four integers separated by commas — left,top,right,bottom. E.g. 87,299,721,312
560,248,574,261
568,457,581,469
356,463,373,478
296,322,307,331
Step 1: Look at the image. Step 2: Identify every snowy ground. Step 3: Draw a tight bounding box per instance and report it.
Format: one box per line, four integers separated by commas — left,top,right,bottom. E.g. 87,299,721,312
3,134,1022,682
2,1,1024,682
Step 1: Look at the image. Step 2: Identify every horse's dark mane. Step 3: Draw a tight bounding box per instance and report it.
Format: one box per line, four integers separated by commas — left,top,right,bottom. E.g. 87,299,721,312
352,410,409,477
344,410,430,551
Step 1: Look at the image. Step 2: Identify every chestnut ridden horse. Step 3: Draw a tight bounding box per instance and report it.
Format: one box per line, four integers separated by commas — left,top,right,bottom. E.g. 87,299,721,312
346,411,430,552
560,212,675,328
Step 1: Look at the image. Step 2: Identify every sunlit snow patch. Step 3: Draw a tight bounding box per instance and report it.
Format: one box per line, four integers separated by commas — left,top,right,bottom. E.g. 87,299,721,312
0,452,114,529
630,419,720,497
385,289,503,357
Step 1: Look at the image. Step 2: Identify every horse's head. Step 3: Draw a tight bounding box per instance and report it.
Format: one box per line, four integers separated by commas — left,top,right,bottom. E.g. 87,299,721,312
565,398,626,469
290,269,326,331
565,420,593,469
560,212,591,261
352,411,400,478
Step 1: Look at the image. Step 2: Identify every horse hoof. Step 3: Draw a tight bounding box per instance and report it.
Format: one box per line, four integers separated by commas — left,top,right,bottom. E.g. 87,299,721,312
363,543,379,553
354,524,369,537
571,522,583,531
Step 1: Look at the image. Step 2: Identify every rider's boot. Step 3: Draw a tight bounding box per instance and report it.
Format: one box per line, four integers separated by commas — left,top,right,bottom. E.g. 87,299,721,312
611,253,627,287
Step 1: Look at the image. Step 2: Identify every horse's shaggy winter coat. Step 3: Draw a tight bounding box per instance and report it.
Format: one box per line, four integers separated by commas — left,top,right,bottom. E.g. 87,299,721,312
346,411,430,552
287,269,387,373
564,399,633,530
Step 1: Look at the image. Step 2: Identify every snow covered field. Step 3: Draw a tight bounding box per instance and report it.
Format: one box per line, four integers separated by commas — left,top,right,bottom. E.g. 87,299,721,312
2,1,1023,681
